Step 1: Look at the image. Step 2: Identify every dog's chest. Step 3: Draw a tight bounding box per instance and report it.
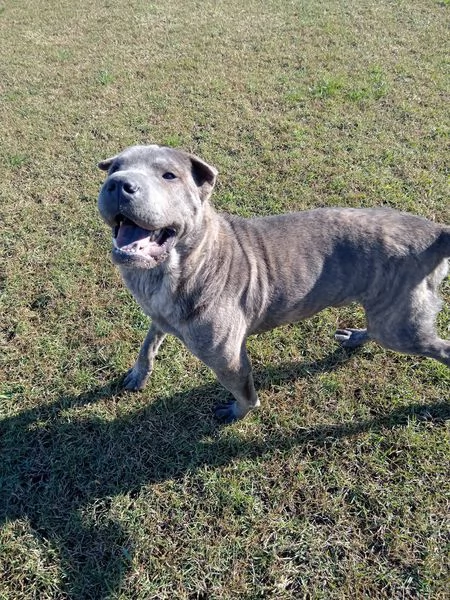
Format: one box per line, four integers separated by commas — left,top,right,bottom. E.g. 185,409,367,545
119,260,182,332
127,274,174,315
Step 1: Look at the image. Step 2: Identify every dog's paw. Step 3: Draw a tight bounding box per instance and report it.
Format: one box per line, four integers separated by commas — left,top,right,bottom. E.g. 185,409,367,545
123,367,149,391
334,328,368,349
214,402,239,424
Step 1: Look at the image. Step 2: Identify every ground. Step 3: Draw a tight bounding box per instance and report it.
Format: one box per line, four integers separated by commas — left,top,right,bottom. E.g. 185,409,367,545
0,1,449,598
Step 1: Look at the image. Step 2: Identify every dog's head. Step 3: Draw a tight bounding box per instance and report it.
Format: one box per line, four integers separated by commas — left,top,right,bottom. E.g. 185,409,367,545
98,145,217,269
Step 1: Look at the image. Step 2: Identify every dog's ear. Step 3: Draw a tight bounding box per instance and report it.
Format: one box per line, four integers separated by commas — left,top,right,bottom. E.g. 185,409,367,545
98,155,117,171
189,154,218,202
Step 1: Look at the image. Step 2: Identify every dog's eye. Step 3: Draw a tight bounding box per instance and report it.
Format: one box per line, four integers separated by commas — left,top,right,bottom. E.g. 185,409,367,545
162,172,177,180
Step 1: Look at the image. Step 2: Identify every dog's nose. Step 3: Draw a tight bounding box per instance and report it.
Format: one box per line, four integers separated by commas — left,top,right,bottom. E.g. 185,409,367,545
123,180,139,194
106,176,140,196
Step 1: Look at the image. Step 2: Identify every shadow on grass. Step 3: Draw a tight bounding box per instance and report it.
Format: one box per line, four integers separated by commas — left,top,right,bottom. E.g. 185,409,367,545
1,348,448,598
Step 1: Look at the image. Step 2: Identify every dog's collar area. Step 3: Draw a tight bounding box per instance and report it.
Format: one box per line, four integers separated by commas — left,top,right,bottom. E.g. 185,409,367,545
112,215,177,263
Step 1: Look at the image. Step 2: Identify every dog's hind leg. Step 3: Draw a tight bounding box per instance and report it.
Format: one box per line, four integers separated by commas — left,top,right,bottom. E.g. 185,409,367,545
335,328,370,348
366,265,450,367
415,339,450,366
373,326,450,366
123,321,167,390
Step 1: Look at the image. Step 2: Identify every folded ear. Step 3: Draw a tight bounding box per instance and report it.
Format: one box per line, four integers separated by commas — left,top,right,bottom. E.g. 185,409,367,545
189,154,218,202
98,155,118,171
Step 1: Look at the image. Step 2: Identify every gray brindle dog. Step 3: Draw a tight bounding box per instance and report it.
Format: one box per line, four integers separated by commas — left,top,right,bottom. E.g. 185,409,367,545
98,145,450,421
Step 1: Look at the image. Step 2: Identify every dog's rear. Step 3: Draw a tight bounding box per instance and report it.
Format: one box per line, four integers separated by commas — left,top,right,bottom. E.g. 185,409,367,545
322,210,450,367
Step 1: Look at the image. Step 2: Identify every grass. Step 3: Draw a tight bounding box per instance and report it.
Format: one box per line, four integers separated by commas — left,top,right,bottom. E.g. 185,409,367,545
0,0,449,598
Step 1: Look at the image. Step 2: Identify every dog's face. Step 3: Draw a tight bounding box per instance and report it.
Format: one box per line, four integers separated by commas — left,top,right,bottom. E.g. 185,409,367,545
98,145,217,268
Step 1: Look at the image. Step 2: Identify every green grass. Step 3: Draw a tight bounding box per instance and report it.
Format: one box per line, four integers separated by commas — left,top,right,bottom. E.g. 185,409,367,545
0,0,449,598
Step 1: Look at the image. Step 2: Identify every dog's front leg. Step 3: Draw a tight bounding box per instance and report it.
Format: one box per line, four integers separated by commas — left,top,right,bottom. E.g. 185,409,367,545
209,345,260,423
214,368,260,422
185,328,259,422
123,322,167,390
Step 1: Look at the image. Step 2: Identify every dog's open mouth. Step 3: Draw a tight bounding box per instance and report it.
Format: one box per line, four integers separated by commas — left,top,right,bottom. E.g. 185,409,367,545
112,215,177,264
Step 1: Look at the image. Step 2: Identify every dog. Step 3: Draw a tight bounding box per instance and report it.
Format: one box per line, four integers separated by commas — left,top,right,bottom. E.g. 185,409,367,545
98,144,450,421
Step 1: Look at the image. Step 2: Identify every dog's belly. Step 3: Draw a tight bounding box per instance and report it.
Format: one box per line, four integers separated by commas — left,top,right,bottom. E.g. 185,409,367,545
241,248,367,335
249,293,355,335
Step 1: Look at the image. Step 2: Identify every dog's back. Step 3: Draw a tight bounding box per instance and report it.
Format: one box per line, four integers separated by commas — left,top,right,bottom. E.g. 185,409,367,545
218,208,449,334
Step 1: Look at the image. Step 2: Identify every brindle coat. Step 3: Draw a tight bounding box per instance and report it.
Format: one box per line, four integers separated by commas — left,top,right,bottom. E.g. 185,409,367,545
98,145,450,421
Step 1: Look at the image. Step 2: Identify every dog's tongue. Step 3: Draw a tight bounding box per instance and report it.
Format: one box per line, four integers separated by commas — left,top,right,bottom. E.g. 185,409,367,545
116,222,151,249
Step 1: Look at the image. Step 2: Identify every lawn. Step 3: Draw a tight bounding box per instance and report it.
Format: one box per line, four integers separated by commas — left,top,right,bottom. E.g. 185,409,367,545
0,0,449,598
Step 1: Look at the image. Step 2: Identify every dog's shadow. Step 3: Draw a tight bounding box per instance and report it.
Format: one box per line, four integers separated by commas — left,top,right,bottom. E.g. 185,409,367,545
1,348,448,598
